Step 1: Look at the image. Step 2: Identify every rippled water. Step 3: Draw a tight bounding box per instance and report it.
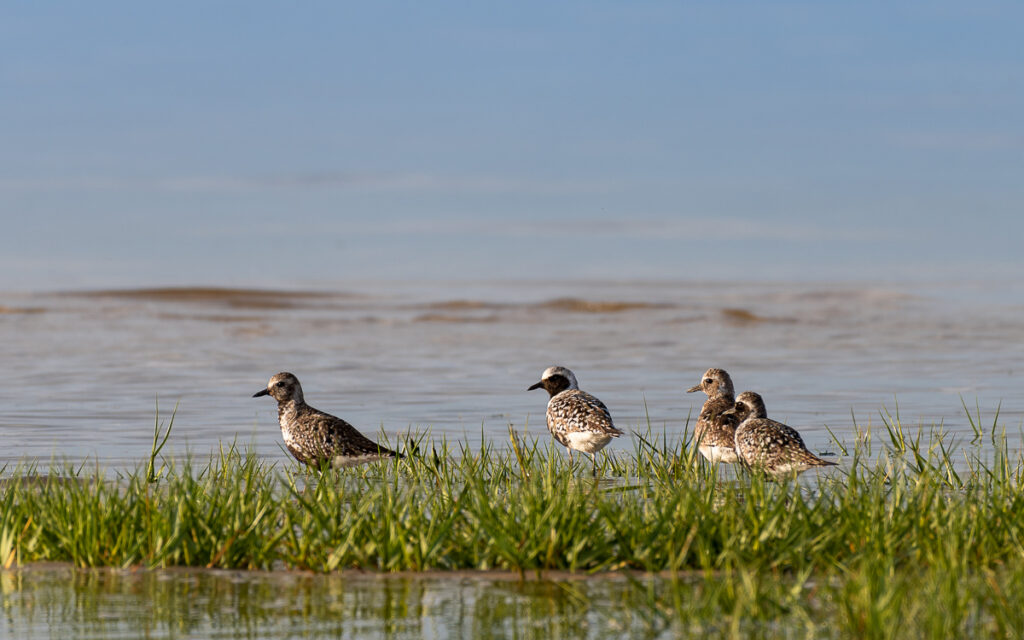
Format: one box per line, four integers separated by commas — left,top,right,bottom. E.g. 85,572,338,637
2,279,1023,469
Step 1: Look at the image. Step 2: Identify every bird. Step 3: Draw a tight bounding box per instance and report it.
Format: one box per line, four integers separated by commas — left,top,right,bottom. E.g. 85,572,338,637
253,372,402,468
528,365,623,475
687,368,740,464
723,391,836,477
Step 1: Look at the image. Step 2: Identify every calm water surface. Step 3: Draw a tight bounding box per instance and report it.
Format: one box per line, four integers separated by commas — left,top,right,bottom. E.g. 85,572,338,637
0,566,692,639
1,279,1023,468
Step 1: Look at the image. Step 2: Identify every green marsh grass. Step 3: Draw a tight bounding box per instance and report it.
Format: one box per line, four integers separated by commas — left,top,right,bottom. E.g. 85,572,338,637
5,406,1024,635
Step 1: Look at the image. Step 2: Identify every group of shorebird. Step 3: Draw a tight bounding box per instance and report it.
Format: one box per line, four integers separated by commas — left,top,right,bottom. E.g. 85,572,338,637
253,367,837,477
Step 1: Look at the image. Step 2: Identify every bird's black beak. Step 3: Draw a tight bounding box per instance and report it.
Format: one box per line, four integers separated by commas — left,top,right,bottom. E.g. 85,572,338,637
253,388,270,398
686,384,702,393
527,381,544,391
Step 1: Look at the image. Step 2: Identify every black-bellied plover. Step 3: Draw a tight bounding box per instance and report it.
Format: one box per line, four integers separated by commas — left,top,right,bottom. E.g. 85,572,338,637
724,391,836,477
253,372,402,468
528,366,623,475
687,368,740,464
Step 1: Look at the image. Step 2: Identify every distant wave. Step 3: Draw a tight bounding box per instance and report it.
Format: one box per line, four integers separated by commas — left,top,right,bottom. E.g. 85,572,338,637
417,300,509,311
416,297,673,315
414,313,502,323
67,287,337,310
0,305,45,314
532,298,673,313
720,308,797,324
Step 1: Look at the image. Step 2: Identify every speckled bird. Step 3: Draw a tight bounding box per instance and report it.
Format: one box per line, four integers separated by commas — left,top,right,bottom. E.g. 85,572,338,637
253,372,402,468
724,391,836,477
528,366,623,475
687,367,740,464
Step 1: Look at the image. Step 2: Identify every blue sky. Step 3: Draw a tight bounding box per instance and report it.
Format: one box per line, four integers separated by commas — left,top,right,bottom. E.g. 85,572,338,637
1,2,1021,290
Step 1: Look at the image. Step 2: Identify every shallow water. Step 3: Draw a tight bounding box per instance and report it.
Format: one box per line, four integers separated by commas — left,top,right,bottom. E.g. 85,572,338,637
1,279,1023,469
0,566,690,639
3,279,1024,637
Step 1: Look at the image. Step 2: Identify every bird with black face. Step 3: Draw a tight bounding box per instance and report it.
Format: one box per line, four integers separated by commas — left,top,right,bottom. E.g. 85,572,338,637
686,367,740,464
528,366,623,476
253,372,402,468
723,391,836,477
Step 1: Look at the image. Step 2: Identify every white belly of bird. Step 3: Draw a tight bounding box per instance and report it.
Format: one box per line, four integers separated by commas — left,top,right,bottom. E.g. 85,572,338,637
281,426,299,451
331,453,388,468
768,461,814,475
564,431,613,454
700,444,738,464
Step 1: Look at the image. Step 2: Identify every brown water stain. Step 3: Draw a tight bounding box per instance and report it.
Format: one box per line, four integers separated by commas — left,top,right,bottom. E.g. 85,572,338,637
721,308,797,325
0,305,45,314
71,287,334,310
534,298,672,313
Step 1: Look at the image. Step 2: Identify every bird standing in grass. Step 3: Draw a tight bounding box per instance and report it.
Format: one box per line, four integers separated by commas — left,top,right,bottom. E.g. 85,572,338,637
724,391,836,477
253,372,402,468
528,365,623,476
687,367,741,464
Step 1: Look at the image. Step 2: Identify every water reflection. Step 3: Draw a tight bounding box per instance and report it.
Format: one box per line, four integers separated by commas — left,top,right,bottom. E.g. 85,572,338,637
1,566,682,639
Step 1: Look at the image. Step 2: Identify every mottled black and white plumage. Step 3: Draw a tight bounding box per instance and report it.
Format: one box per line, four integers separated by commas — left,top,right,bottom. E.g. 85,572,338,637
528,366,623,474
253,372,401,468
687,367,740,464
725,391,836,477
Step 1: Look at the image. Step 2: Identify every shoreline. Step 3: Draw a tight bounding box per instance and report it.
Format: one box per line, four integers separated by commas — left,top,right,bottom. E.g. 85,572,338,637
3,561,718,582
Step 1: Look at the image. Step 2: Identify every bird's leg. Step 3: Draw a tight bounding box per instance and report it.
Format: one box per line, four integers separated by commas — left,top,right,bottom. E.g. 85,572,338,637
591,453,598,478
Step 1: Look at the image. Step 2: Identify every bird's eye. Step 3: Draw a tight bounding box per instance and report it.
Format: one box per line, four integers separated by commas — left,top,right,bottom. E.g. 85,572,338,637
704,378,712,384
275,381,285,388
736,402,746,411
